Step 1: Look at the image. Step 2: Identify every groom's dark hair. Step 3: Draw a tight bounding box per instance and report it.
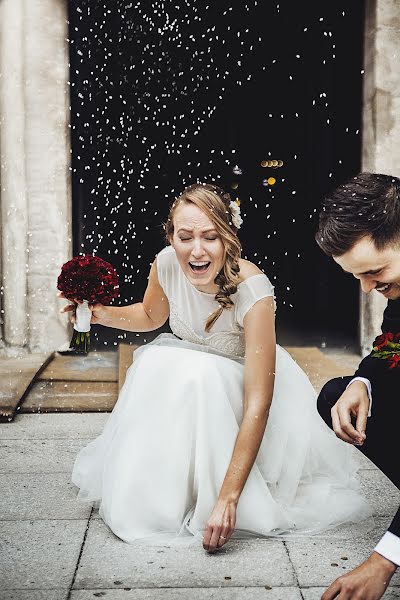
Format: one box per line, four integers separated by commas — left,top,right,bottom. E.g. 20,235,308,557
316,172,400,256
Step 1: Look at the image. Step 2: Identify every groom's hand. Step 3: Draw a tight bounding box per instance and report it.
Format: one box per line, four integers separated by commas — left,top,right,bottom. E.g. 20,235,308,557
321,552,397,600
331,381,369,445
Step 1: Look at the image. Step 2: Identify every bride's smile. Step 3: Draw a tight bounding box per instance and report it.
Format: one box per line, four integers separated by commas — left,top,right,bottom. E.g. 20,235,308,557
170,201,225,294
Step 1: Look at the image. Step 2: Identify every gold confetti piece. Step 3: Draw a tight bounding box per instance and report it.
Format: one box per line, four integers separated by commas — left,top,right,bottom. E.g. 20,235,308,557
267,177,276,185
231,182,239,189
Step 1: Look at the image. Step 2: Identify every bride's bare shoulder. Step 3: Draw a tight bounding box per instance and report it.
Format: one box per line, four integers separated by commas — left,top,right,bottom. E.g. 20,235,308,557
237,258,264,283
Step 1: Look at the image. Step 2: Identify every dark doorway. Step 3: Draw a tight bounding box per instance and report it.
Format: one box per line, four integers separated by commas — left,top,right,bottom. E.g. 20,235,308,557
69,1,364,350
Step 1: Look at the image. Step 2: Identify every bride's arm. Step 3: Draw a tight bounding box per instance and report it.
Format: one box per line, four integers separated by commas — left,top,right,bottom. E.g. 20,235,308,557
60,259,170,332
219,295,276,494
203,296,276,552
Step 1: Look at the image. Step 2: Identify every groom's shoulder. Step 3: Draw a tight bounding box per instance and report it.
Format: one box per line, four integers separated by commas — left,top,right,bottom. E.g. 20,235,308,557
385,298,400,315
237,258,264,283
382,298,400,333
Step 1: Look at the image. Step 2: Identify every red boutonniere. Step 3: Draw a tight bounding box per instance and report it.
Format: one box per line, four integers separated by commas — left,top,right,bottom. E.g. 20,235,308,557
370,332,400,369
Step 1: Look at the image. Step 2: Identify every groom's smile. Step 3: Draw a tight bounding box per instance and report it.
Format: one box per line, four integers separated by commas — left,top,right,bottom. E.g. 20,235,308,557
333,236,400,300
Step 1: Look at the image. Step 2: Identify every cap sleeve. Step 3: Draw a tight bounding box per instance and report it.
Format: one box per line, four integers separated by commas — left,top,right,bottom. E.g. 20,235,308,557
235,274,276,327
156,246,176,295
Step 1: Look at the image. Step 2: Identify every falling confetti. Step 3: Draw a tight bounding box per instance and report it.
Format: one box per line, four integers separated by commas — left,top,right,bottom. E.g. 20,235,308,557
67,1,365,347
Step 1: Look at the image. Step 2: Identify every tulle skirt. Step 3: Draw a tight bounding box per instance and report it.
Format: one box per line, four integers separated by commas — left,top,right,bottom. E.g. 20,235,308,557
71,334,371,545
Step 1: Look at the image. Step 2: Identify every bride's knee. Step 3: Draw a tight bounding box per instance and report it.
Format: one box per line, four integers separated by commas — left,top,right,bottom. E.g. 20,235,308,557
316,377,349,429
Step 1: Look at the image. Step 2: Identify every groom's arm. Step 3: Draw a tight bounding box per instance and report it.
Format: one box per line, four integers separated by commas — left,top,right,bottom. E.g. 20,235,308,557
356,300,400,565
374,496,400,564
375,526,400,566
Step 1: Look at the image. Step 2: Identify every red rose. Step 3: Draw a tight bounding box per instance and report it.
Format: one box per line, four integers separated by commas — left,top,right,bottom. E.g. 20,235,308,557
388,354,400,369
57,254,119,305
374,332,394,350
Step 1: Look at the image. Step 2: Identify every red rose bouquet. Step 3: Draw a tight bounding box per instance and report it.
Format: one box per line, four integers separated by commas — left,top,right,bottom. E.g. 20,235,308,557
57,254,119,353
370,332,400,369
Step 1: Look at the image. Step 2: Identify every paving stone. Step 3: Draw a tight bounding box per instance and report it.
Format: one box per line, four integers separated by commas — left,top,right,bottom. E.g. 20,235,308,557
0,439,90,473
352,448,379,471
70,588,302,599
0,473,90,520
0,591,69,600
359,470,400,517
0,413,108,440
0,352,54,422
0,520,87,590
301,586,400,599
286,518,400,587
74,520,296,589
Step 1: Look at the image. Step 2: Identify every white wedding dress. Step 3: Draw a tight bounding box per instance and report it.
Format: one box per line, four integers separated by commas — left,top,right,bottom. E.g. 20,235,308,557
72,246,371,545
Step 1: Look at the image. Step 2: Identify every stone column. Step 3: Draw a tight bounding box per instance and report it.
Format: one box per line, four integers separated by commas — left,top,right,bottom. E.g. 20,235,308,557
361,0,400,354
24,0,72,352
0,0,29,349
0,0,72,354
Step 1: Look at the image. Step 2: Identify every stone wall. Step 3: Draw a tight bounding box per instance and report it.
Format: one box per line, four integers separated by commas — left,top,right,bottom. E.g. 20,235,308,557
361,0,400,355
0,0,72,355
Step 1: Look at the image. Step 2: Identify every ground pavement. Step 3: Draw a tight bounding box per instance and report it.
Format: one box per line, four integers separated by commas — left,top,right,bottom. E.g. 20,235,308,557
1,410,400,599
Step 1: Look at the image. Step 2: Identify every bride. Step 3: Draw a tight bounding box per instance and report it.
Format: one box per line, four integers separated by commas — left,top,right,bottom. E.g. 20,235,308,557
61,183,370,551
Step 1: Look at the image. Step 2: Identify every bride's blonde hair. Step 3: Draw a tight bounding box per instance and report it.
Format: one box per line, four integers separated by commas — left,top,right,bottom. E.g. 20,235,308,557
164,183,242,332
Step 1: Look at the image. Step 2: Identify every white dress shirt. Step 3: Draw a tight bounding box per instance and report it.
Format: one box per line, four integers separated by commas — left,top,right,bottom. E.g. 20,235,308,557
346,377,372,416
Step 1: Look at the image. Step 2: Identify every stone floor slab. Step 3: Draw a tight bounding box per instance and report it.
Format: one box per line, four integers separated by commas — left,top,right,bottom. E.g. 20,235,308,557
0,520,87,590
0,473,90,520
0,439,89,473
0,413,108,440
286,519,400,587
312,519,387,541
70,588,302,599
301,586,400,599
359,470,400,517
74,520,296,589
0,591,69,600
351,448,379,471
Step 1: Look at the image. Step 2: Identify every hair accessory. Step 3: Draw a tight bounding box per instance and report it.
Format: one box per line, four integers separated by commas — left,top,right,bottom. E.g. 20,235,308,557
229,199,243,229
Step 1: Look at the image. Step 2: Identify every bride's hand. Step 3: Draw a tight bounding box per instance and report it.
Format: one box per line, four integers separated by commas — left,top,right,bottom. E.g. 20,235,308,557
57,291,108,326
203,498,237,553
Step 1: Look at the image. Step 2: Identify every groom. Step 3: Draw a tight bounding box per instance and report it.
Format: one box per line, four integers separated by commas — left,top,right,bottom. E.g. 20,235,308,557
315,172,400,600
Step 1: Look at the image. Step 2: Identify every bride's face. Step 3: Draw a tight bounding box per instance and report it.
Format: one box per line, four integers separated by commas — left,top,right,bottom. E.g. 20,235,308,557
171,202,225,293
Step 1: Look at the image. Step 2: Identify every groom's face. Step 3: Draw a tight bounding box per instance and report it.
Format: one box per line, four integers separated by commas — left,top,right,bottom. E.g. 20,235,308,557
334,236,400,300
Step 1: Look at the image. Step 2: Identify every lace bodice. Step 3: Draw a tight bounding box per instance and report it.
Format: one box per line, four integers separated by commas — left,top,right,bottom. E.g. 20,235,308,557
156,246,275,359
168,299,246,358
